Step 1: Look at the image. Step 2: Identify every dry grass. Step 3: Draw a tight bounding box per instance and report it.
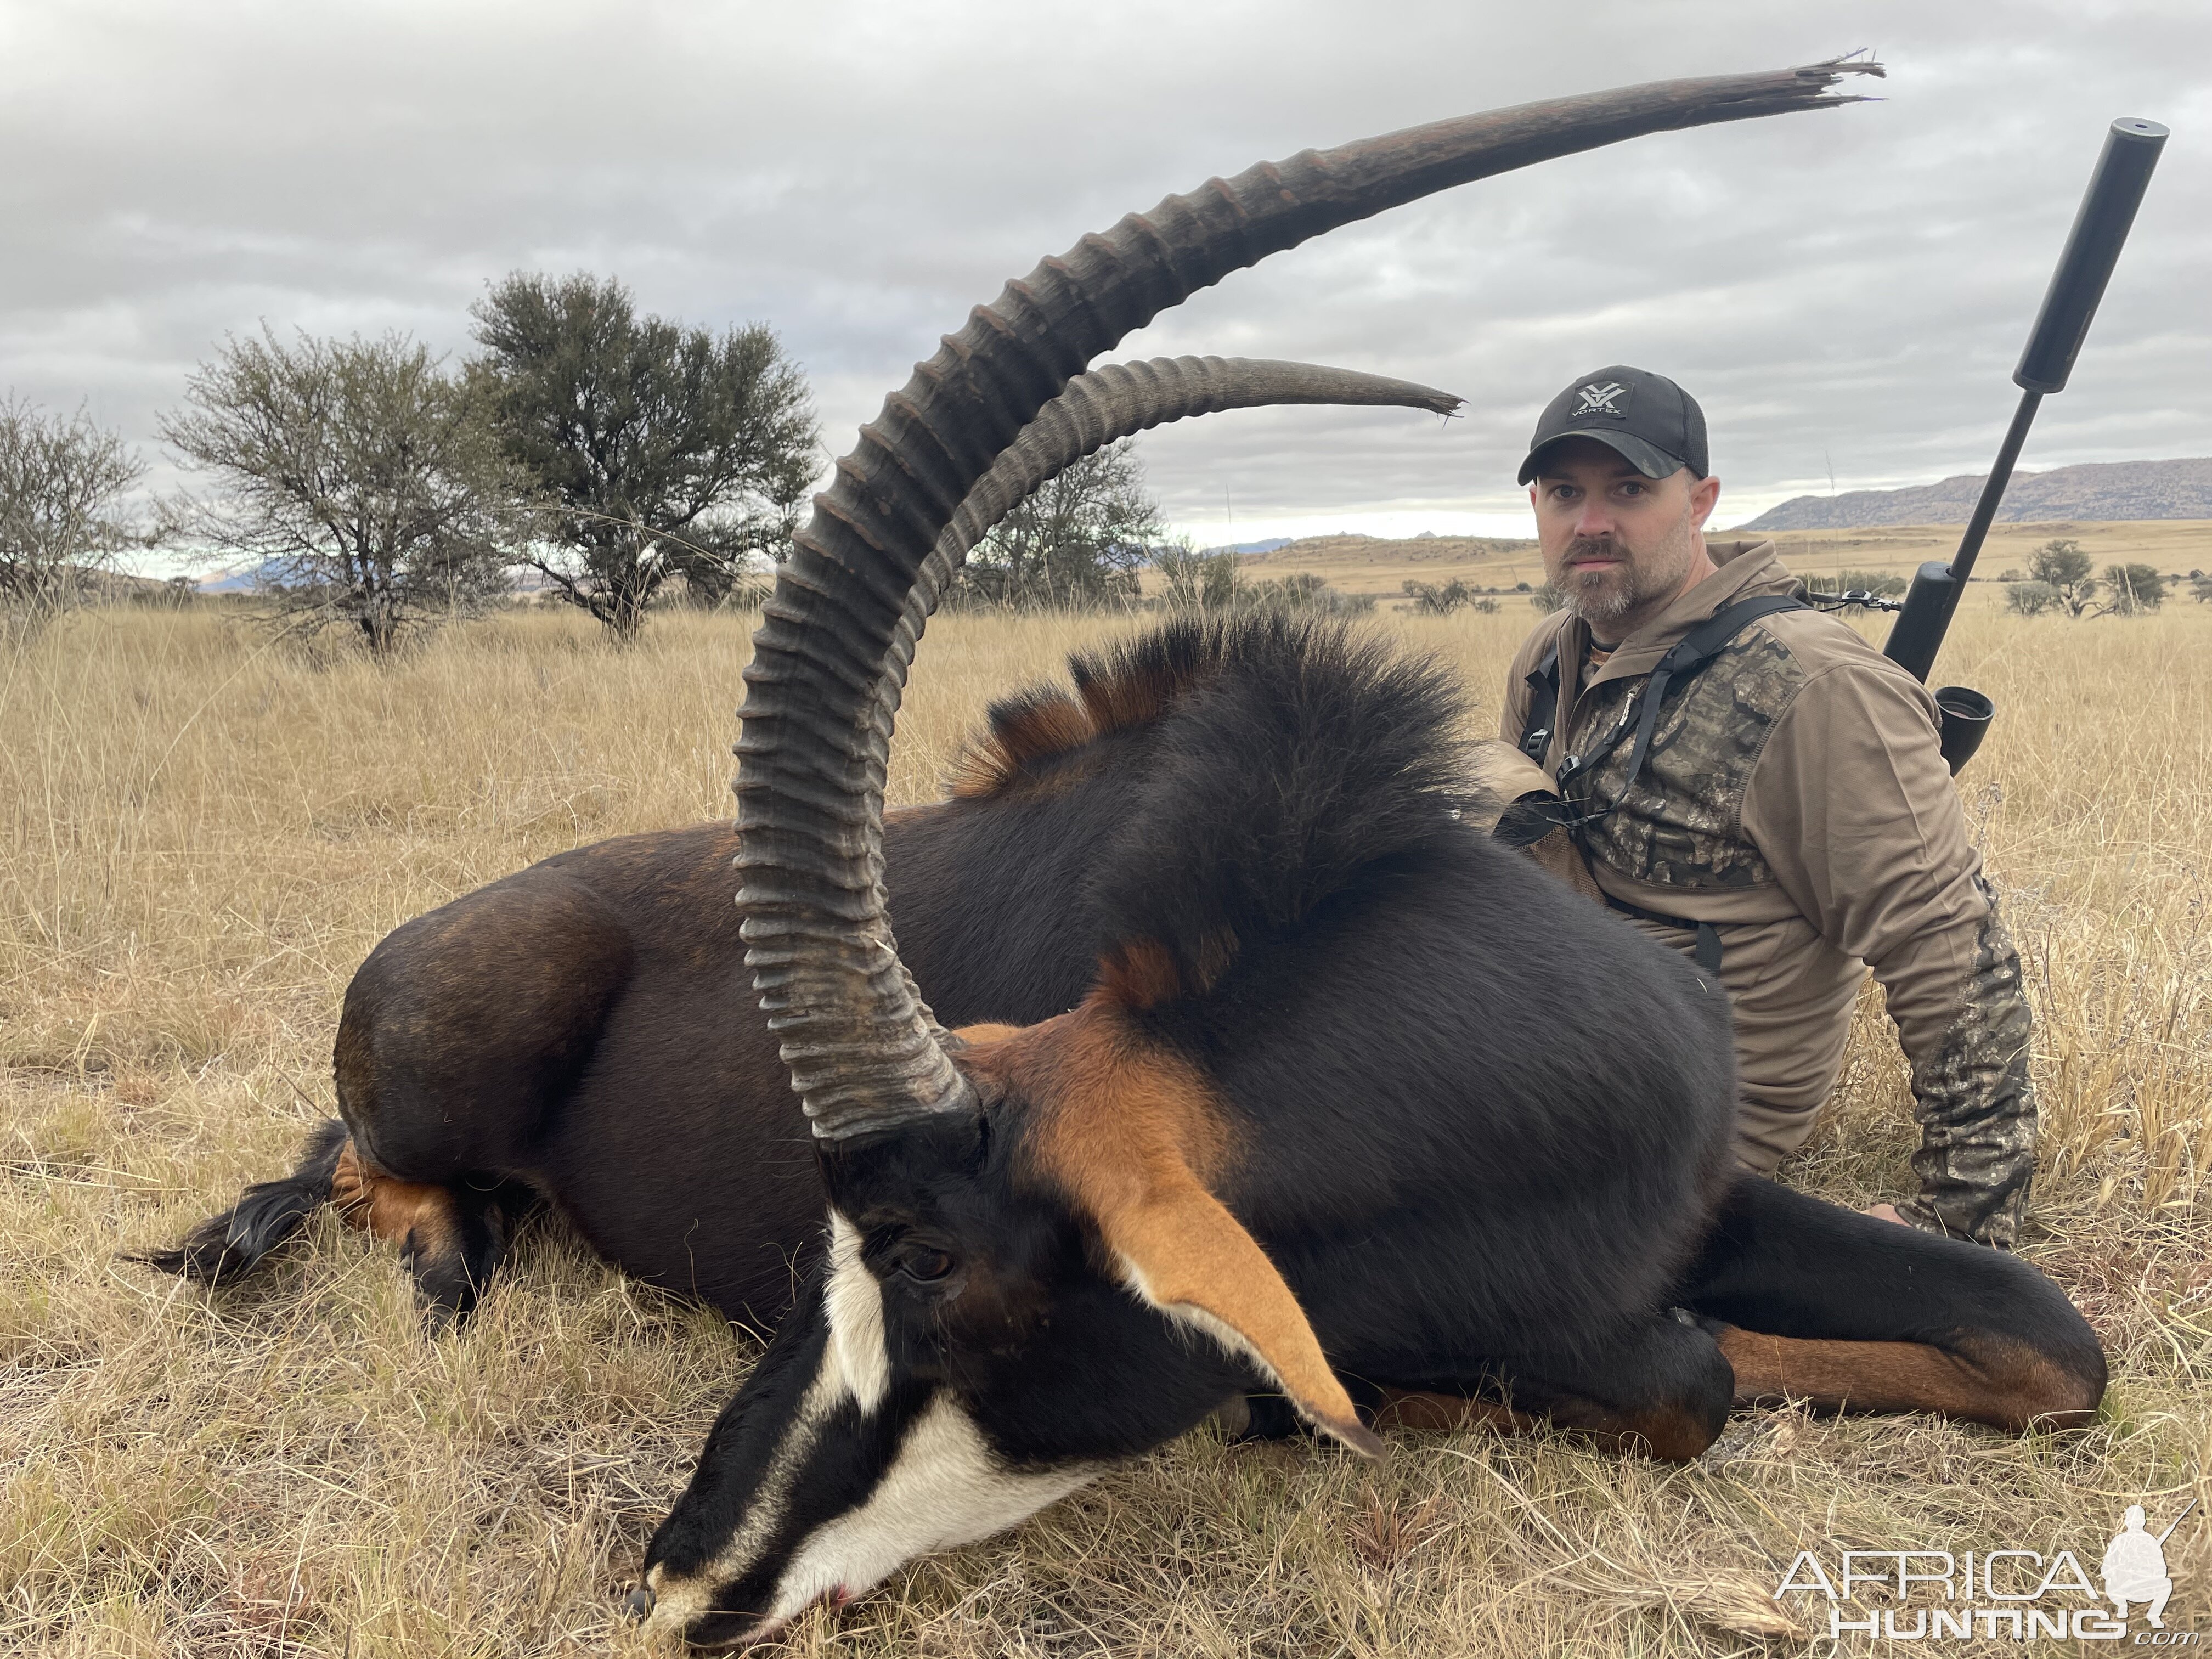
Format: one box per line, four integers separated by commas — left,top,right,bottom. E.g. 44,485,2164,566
3,597,2208,1656
1248,519,2212,600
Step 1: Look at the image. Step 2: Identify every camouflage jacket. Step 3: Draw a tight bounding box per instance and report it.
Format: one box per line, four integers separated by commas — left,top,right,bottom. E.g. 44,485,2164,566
1499,541,2036,1247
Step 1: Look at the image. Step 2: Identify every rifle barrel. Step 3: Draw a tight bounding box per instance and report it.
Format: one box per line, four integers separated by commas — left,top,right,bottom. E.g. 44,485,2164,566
1947,388,2042,585
1948,116,2166,585
2016,118,2169,394
1884,116,2166,684
2155,1497,2197,1546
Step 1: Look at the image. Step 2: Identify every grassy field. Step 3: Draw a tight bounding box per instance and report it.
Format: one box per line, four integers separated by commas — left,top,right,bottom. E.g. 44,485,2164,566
1243,519,2212,600
3,593,2208,1656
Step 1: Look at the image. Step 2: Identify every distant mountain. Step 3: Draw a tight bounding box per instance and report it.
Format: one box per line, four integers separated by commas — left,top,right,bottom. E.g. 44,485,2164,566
195,560,284,593
196,560,556,593
1742,458,2212,531
1243,531,1535,566
1196,537,1294,556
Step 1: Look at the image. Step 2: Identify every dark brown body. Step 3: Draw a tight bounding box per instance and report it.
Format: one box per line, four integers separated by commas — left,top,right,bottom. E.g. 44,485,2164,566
137,794,1125,1319
327,794,1123,1319
334,823,803,1316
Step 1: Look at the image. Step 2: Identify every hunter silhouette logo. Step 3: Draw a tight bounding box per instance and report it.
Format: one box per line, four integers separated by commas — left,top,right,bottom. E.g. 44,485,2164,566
1771,1499,2199,1642
2103,1500,2192,1629
1573,380,1630,417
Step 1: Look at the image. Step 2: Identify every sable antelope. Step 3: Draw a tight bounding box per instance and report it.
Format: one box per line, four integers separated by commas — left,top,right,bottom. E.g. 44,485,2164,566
135,354,1464,1320
624,61,2105,1650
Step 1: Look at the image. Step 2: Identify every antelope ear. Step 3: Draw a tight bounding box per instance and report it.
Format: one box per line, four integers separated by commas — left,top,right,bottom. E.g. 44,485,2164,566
987,1007,1380,1457
1089,1163,1383,1458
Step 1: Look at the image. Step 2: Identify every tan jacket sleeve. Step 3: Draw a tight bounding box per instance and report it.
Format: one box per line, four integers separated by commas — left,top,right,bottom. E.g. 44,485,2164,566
1740,657,2035,1246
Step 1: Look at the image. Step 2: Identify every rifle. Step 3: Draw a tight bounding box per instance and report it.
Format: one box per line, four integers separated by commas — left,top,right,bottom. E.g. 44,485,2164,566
1882,116,2167,773
2155,1498,2197,1547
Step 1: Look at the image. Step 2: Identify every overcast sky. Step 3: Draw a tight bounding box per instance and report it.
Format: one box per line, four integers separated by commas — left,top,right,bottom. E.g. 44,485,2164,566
3,0,2206,546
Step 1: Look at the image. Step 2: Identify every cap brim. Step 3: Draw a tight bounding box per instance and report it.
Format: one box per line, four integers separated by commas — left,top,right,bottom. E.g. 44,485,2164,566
1517,429,1685,486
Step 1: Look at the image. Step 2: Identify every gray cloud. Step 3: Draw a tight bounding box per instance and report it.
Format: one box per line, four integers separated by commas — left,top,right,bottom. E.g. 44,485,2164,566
3,0,2205,541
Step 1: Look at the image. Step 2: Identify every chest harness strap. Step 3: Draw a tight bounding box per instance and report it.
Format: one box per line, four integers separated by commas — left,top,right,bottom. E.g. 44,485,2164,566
1510,593,1807,974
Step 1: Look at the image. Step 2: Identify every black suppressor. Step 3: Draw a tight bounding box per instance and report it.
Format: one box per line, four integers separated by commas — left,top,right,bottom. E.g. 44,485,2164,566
1882,116,2167,772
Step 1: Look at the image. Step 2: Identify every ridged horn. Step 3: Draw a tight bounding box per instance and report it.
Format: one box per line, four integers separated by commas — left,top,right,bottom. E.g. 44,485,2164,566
851,355,1464,1075
736,59,1882,1141
934,355,1459,604
881,355,1463,761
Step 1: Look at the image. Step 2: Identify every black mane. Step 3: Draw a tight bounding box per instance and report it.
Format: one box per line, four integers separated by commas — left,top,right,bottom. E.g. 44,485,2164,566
943,614,1476,1009
1088,617,1474,1003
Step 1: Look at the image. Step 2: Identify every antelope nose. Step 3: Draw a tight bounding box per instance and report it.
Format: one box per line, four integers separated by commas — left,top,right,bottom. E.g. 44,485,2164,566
625,1584,656,1621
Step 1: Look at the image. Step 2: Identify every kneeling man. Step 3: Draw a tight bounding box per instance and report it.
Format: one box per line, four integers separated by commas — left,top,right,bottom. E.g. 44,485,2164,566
1498,366,2034,1247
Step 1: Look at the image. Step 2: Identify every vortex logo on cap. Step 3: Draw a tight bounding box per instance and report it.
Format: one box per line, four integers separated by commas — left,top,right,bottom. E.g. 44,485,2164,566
1573,381,1631,417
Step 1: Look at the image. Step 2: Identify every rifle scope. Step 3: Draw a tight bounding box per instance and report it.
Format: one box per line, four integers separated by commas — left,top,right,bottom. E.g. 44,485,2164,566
1882,116,2166,769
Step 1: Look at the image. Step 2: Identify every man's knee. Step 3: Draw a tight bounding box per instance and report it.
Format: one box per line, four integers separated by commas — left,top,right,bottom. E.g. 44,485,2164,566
1731,1096,1822,1172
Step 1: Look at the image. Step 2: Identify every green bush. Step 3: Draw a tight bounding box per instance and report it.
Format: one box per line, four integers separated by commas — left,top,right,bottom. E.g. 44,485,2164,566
2100,563,2166,613
1155,545,1243,612
1402,578,1470,616
2028,539,2100,617
1252,573,1373,615
1805,569,1908,599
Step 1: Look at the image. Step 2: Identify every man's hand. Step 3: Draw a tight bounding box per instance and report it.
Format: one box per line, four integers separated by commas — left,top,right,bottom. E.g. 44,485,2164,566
1863,1203,1908,1226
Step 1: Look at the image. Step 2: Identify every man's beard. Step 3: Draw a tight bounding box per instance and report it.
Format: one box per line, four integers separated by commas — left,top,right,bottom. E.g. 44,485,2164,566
1556,535,1647,627
1553,511,1696,631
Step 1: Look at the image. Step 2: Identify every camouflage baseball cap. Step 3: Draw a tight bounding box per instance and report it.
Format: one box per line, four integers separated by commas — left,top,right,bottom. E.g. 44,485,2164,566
1517,365,1709,484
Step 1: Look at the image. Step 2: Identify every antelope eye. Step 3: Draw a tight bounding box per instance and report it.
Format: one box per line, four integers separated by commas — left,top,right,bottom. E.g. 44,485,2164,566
897,1246,956,1284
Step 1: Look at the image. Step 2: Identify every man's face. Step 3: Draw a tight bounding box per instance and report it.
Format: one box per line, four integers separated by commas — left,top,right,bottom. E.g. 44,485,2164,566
1530,438,1720,633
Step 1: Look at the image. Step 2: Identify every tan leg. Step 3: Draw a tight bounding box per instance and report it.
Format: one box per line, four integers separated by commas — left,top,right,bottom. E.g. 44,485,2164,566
331,1140,460,1255
1370,1386,1719,1462
1714,1325,2101,1432
329,1139,493,1316
1372,1388,1540,1436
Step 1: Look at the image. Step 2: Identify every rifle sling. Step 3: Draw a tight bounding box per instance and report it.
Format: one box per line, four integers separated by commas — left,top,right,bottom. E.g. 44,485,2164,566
1602,894,1724,974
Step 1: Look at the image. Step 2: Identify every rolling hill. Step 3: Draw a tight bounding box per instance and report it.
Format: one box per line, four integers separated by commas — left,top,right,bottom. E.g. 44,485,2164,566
1743,458,2212,531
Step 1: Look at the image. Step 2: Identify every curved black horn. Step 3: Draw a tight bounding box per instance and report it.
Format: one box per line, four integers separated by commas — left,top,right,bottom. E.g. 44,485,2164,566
883,354,1463,749
857,355,1465,1075
941,355,1459,586
736,58,1882,1141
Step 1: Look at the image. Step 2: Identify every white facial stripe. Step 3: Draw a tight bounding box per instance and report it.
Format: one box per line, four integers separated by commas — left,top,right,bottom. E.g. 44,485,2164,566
824,1213,891,1414
768,1393,1099,1622
650,1215,1090,1641
642,1564,709,1635
644,1247,854,1638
